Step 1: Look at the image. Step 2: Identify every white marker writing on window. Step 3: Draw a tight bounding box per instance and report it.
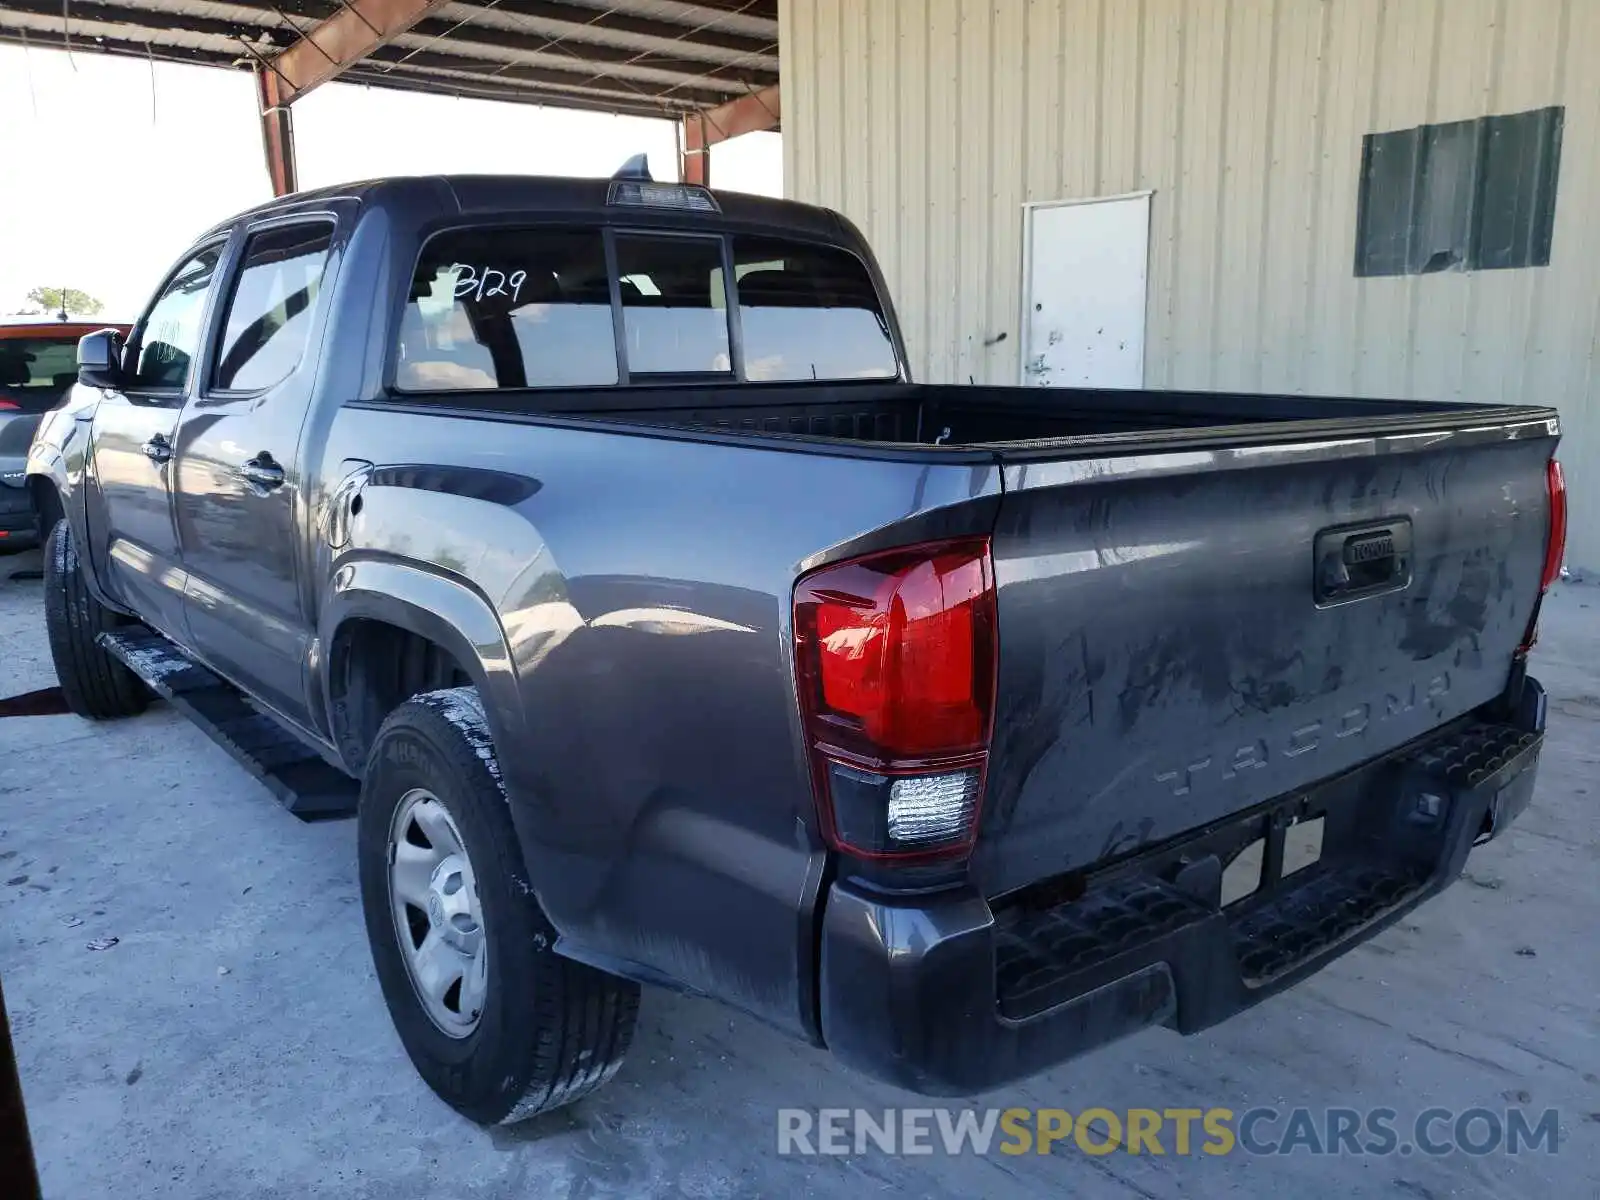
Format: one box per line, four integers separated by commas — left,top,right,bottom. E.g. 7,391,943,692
449,264,528,304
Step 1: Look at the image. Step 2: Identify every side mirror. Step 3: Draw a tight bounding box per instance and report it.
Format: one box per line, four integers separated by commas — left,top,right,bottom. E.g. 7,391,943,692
77,329,125,389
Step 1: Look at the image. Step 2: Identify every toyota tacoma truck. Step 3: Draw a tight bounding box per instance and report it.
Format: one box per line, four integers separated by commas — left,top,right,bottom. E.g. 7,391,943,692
26,166,1564,1126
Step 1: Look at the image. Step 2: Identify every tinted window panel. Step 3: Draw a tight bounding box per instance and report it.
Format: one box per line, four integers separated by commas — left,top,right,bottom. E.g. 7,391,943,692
132,246,222,390
614,235,731,375
1412,119,1479,273
1476,106,1564,270
732,238,897,381
1355,106,1564,276
398,229,616,391
214,224,332,391
1354,127,1421,277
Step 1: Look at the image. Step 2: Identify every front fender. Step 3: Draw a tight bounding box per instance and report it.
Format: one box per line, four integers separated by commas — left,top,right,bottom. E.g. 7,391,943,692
24,401,120,612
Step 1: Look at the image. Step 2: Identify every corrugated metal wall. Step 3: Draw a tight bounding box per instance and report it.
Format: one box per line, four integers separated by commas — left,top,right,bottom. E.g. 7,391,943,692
781,0,1600,568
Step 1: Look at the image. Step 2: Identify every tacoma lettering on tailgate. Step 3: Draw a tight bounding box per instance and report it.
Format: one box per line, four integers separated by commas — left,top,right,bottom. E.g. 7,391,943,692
1154,673,1451,797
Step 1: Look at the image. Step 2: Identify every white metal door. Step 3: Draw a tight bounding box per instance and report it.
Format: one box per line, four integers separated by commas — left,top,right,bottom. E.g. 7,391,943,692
1021,193,1151,389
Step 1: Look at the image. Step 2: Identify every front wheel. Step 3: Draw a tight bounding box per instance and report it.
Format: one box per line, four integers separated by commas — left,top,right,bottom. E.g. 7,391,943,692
358,687,640,1125
42,519,148,720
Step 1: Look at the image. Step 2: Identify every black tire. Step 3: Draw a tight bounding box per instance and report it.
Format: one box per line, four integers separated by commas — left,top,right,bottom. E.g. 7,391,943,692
42,519,149,720
358,687,640,1125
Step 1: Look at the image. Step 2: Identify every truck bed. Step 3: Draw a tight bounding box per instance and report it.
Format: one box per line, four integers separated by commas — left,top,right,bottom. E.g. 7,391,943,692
466,381,1507,452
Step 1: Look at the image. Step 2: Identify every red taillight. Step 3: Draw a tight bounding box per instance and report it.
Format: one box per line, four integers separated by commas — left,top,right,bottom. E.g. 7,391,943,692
0,396,18,411
1541,459,1567,593
1521,458,1569,654
794,538,998,861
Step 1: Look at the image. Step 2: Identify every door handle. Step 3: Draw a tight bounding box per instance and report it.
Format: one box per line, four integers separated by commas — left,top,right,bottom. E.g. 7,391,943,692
141,435,172,464
238,453,285,491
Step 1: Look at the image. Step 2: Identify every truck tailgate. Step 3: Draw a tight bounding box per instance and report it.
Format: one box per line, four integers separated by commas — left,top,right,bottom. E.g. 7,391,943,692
975,417,1557,898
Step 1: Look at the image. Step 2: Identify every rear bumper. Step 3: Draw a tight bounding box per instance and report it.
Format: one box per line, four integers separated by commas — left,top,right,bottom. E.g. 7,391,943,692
818,685,1546,1094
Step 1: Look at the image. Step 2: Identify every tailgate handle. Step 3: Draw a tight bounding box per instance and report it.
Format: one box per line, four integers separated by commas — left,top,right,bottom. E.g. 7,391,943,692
1315,519,1413,604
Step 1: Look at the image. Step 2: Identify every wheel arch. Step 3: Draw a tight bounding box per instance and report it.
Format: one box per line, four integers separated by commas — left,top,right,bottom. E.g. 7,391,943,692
320,558,526,776
25,449,121,612
26,475,63,539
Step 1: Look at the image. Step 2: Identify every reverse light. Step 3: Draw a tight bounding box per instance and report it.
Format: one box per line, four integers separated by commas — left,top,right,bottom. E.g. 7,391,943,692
887,771,984,845
793,538,998,861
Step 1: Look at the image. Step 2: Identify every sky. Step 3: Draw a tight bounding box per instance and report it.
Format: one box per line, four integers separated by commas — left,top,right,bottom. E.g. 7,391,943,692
0,44,782,320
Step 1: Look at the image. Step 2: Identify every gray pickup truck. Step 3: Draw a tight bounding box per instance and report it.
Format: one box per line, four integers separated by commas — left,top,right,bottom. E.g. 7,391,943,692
26,166,1564,1126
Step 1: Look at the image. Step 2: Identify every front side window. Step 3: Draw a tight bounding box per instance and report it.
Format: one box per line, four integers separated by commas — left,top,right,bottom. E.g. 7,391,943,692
732,238,898,381
397,229,616,391
213,224,333,391
131,245,223,391
613,235,731,375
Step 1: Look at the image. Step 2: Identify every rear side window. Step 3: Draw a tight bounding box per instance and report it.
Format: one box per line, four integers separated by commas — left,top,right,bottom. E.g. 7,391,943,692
614,234,731,375
213,223,333,391
732,238,898,381
131,245,223,391
398,229,616,391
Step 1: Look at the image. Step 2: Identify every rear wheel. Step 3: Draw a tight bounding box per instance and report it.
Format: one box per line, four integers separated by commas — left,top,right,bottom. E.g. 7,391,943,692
358,687,640,1124
42,519,148,720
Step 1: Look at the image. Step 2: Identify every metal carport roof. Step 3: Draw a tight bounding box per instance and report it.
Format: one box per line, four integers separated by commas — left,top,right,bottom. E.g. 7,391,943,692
0,0,781,189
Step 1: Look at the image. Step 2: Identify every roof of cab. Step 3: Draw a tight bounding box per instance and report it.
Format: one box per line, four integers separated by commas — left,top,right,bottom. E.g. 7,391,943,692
202,174,846,244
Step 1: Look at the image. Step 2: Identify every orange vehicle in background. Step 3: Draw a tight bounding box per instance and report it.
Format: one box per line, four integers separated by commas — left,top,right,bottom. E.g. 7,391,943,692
1,320,130,550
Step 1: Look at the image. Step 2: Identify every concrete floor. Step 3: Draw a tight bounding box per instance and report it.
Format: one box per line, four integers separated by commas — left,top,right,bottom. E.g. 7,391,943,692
1,545,1596,1199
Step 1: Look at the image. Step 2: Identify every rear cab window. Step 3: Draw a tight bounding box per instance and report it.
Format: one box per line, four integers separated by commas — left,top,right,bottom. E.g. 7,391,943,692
614,234,731,375
400,229,617,391
395,226,898,391
730,238,899,382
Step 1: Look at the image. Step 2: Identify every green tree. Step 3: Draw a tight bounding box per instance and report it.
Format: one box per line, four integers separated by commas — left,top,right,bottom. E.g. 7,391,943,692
25,286,103,318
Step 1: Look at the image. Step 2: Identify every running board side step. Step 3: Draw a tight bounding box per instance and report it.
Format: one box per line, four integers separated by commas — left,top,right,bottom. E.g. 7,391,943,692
98,629,359,820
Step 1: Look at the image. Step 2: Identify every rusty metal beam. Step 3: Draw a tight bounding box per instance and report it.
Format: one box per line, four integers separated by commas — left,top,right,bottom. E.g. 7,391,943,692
267,0,452,104
364,50,728,111
472,0,779,63
257,66,298,197
680,85,780,187
681,112,708,186
660,0,778,19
